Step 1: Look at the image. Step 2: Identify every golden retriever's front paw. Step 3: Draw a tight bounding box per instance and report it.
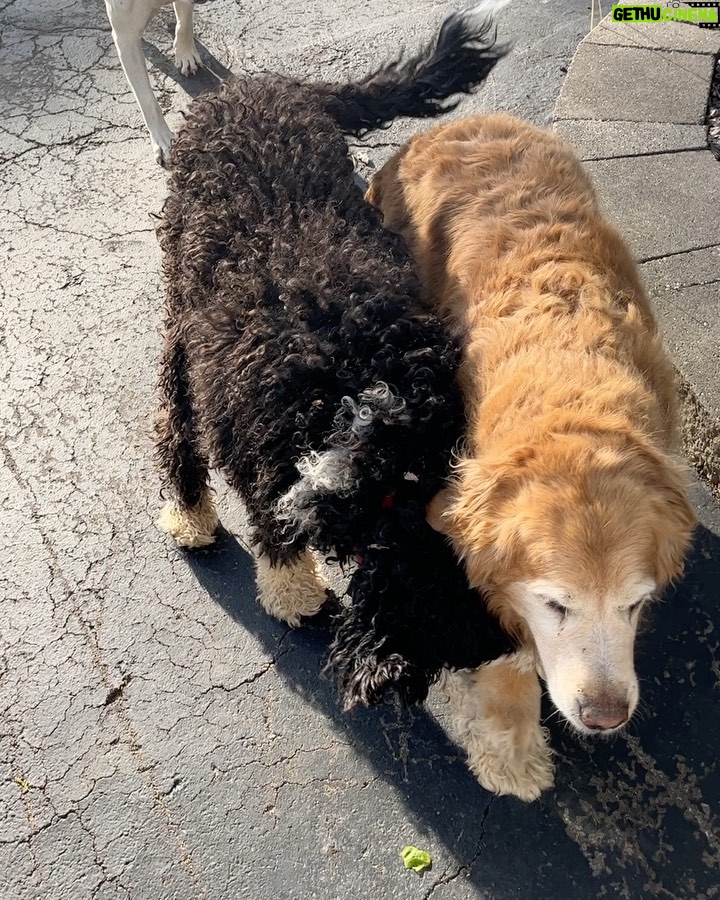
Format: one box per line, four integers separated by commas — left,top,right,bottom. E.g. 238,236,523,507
466,726,554,802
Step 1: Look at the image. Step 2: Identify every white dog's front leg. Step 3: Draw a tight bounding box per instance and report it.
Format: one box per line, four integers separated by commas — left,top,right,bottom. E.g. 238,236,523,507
442,653,554,802
105,0,175,166
173,0,202,75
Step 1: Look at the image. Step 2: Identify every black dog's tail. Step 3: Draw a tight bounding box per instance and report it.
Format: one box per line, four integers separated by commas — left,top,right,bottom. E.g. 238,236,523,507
317,9,508,136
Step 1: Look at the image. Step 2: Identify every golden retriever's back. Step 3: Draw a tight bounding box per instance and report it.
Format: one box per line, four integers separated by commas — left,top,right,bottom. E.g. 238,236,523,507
368,113,678,451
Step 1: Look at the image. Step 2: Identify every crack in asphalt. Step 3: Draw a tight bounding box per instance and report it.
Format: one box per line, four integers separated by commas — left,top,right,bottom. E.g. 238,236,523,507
0,440,210,897
3,206,155,242
421,798,493,900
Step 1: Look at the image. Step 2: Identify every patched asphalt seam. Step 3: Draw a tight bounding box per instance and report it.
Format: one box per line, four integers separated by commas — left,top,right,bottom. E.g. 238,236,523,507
638,240,720,265
580,145,709,162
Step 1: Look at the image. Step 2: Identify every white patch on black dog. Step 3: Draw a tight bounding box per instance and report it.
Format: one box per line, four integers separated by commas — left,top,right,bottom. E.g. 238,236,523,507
276,447,357,536
277,382,409,538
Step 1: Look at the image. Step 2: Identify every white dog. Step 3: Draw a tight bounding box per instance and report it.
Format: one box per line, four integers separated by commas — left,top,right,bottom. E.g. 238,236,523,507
105,0,202,165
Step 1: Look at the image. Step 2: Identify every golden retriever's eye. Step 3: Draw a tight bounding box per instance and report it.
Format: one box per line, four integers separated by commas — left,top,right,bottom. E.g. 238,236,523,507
546,599,569,619
627,599,645,619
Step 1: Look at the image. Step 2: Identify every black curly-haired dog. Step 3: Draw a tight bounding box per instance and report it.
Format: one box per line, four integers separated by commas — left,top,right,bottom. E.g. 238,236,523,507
156,11,515,707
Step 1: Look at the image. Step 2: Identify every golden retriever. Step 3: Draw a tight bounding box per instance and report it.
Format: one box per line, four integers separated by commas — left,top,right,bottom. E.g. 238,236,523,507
367,114,697,801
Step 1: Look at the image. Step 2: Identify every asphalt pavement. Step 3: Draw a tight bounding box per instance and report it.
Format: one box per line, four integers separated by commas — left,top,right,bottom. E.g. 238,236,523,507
1,2,719,899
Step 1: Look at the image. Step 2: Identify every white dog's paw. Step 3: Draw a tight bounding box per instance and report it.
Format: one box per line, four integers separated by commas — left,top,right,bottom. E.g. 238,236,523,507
174,39,202,76
150,124,175,168
466,725,555,802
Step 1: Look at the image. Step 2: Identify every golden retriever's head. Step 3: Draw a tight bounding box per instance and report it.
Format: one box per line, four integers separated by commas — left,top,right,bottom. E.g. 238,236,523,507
429,437,696,735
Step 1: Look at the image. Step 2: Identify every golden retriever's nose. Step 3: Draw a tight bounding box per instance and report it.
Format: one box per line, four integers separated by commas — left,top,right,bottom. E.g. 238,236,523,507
578,700,629,731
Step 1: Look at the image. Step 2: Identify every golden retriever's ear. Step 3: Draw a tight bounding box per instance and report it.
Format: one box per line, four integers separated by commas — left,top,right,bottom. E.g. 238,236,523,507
427,453,530,584
653,467,697,585
365,147,411,224
633,444,698,585
364,177,381,209
426,486,457,534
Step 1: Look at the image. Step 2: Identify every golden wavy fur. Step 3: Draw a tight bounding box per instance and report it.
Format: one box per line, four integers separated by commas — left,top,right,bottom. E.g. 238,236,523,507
368,113,697,801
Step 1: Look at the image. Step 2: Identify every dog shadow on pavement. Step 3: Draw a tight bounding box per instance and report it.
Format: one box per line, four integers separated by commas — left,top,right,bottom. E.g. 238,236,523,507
141,36,234,98
184,519,720,896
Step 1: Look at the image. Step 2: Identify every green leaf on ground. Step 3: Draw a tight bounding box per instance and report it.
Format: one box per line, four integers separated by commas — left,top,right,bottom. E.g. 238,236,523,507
400,846,432,874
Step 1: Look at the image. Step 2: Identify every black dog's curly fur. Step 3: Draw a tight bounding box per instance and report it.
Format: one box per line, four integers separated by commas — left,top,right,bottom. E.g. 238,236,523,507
156,13,514,707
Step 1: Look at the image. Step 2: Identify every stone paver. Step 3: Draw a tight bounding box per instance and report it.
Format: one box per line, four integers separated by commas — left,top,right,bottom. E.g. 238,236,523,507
641,246,720,418
553,119,707,159
642,246,720,488
554,8,720,509
583,15,720,53
582,149,720,261
554,42,714,123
